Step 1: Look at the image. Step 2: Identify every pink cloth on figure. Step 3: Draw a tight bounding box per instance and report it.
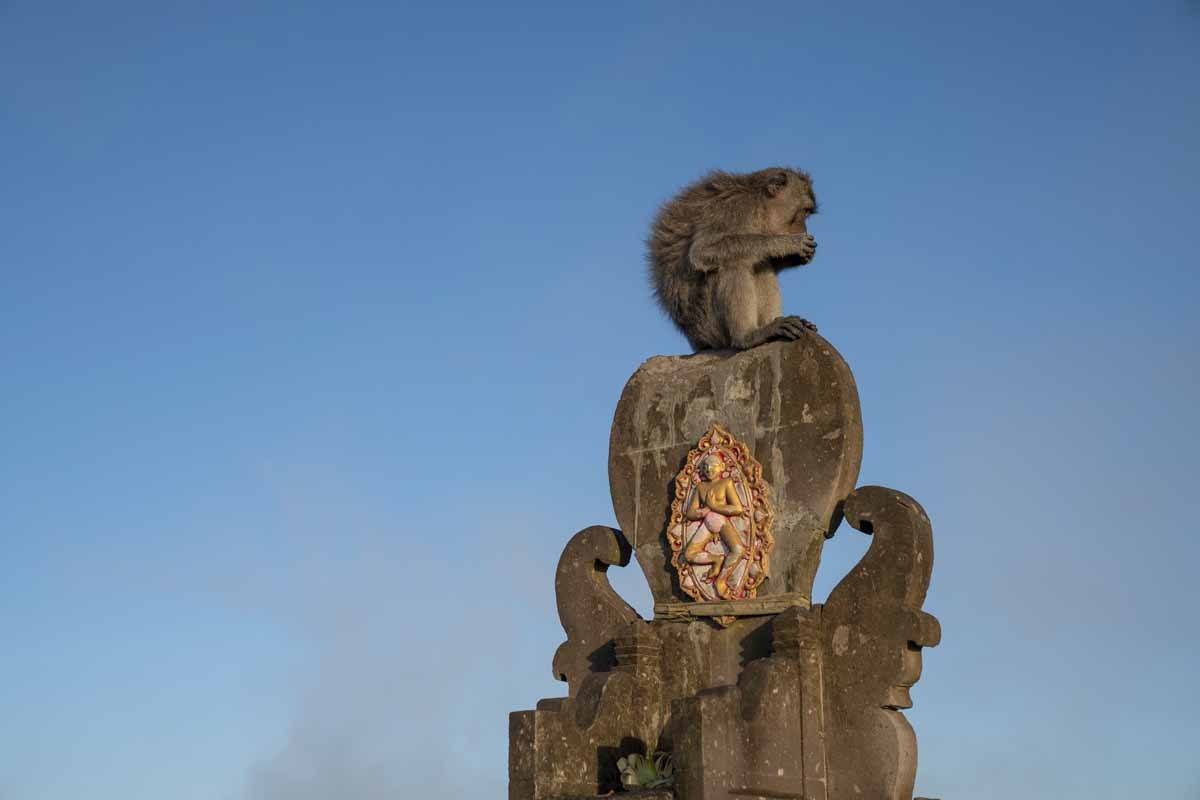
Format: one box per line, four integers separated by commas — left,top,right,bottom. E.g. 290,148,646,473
702,510,727,533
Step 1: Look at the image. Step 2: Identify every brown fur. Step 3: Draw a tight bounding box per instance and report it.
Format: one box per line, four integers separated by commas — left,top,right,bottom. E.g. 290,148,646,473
647,167,820,351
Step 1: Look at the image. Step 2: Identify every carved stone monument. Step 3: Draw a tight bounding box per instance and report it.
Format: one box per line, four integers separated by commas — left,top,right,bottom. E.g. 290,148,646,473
509,168,940,799
508,335,940,800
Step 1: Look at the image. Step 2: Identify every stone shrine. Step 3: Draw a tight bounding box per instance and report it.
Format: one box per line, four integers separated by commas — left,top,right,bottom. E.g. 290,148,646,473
508,336,940,800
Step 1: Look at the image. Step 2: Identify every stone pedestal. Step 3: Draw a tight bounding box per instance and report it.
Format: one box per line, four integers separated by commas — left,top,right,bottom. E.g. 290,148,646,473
509,337,940,800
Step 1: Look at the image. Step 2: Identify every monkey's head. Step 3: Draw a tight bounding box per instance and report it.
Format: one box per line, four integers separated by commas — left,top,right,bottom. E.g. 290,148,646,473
754,168,818,237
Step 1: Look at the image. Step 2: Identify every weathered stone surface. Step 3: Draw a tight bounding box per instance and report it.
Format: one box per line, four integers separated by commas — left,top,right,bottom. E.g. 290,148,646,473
664,604,827,800
609,336,862,607
510,620,665,800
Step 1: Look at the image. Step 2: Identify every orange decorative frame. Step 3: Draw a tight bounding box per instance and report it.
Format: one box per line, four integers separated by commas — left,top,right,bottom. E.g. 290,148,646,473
666,423,775,612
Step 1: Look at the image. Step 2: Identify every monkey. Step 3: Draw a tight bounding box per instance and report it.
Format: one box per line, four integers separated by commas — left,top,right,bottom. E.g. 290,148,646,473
647,167,820,351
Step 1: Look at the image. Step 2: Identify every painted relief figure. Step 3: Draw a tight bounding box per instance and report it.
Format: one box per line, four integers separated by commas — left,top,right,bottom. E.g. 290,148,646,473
668,424,774,604
683,452,746,596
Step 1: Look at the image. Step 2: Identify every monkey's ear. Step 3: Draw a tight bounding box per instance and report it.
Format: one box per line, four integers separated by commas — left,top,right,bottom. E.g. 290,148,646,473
765,171,789,197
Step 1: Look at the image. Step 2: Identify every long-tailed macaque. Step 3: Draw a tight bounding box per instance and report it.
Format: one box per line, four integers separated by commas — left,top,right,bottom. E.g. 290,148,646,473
647,167,820,351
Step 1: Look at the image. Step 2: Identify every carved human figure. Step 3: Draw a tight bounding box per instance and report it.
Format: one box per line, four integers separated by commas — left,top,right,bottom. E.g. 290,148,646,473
682,453,747,596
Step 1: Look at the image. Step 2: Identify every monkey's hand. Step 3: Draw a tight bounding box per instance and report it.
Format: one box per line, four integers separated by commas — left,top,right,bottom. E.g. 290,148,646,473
748,315,818,346
790,233,817,264
768,234,817,270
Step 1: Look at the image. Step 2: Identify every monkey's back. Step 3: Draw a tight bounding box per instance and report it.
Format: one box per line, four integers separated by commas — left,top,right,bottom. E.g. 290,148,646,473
646,172,756,350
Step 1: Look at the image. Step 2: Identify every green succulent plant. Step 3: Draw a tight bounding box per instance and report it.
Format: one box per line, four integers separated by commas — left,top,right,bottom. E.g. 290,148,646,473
616,751,674,790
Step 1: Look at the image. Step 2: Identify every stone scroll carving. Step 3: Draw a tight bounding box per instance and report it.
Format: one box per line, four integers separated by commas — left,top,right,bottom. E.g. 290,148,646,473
551,525,639,698
822,486,942,800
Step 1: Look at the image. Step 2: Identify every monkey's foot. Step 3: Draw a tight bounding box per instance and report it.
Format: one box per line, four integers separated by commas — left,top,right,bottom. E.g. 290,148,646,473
755,316,817,344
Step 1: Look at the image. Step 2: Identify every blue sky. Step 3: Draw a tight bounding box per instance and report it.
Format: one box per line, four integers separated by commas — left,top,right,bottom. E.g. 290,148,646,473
2,1,1198,798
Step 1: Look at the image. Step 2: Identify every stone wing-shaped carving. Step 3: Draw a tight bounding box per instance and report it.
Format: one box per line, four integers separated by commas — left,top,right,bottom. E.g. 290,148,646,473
551,525,640,698
822,485,941,800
